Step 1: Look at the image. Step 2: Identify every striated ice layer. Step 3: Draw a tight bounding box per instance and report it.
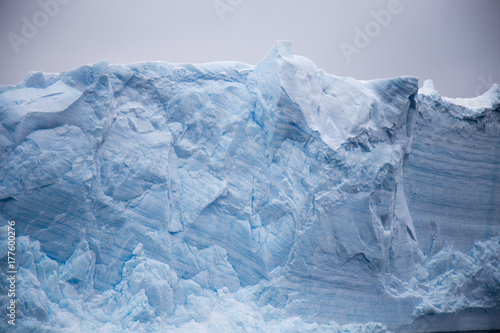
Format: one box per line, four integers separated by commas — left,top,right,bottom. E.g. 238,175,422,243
0,41,499,332
404,80,500,256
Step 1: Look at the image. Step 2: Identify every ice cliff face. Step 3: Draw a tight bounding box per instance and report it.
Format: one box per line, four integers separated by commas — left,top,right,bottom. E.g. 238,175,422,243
405,80,500,255
0,41,499,332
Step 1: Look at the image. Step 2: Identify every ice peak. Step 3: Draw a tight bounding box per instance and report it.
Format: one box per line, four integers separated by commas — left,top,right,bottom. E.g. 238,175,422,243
419,79,438,96
265,40,293,61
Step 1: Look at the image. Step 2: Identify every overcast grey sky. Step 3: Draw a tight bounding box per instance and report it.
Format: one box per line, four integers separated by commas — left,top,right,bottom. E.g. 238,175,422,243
1,0,499,97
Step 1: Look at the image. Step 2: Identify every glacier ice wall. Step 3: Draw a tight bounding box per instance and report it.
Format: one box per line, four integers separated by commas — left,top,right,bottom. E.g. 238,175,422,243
0,41,499,332
404,80,500,255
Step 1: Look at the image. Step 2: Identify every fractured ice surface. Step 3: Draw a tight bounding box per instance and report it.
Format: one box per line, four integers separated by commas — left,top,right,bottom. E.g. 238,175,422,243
0,41,499,332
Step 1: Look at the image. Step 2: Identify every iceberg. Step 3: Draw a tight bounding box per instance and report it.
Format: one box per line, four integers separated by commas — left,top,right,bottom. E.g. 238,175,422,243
0,41,499,332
